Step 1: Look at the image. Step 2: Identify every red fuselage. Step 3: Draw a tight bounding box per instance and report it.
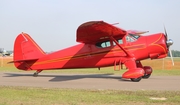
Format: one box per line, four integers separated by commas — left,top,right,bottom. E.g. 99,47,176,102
18,33,167,71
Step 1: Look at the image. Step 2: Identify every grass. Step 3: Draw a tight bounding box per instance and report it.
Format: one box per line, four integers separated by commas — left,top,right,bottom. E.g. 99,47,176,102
0,86,180,105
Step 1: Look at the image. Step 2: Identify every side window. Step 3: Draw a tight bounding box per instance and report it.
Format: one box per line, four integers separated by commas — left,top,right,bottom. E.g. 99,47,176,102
118,39,123,44
113,39,123,45
126,36,135,42
96,41,111,48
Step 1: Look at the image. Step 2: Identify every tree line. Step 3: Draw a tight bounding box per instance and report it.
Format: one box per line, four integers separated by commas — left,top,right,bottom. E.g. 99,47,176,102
168,50,180,57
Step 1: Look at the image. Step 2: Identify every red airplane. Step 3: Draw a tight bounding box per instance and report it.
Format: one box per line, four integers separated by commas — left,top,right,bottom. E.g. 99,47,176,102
11,21,173,82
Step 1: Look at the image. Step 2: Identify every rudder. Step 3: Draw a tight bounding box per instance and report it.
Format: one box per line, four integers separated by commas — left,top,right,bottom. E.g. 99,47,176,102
13,33,46,70
14,33,45,61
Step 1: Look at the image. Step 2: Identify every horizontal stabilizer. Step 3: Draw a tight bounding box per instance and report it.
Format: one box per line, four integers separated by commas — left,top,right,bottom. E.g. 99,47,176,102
8,58,38,63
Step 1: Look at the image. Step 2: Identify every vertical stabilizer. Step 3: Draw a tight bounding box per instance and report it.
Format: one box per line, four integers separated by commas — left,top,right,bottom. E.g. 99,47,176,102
14,33,45,61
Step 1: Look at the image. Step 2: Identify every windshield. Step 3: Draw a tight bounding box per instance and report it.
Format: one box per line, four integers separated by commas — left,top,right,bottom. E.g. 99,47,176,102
126,34,140,42
129,34,140,39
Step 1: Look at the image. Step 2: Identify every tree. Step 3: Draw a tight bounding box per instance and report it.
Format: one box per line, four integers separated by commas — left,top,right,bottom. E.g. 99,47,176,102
168,50,180,57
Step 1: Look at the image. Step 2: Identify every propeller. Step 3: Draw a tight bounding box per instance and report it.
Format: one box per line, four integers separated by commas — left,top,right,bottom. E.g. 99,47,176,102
169,48,174,66
164,26,174,66
164,25,168,39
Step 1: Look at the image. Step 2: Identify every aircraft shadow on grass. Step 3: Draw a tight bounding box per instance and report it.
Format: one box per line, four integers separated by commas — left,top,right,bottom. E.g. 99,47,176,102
4,73,131,82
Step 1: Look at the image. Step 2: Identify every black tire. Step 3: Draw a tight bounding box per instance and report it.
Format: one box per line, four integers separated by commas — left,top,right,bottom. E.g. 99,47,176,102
33,72,38,77
131,77,142,82
142,74,151,79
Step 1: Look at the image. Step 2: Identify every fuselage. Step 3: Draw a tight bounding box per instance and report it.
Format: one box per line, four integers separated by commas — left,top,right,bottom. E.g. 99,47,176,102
25,33,168,70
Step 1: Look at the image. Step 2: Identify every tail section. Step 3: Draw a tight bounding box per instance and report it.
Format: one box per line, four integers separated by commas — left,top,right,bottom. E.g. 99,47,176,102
13,33,46,70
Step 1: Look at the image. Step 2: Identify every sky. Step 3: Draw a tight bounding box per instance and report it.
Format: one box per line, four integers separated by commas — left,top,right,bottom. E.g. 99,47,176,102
0,0,180,52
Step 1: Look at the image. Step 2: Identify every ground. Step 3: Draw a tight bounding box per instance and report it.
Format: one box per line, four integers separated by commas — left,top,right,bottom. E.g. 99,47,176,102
1,72,180,91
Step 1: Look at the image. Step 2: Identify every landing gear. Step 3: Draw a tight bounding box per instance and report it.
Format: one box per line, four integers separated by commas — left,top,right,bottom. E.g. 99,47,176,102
136,61,153,79
122,68,144,82
142,66,153,79
131,77,142,82
33,70,43,77
122,60,152,82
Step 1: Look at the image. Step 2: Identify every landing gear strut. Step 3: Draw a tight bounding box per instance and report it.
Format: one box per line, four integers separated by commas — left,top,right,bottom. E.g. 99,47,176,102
33,70,43,77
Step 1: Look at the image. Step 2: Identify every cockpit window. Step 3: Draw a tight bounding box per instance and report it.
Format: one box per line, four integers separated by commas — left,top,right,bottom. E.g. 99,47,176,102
126,34,140,42
96,40,111,48
113,39,123,45
129,34,140,39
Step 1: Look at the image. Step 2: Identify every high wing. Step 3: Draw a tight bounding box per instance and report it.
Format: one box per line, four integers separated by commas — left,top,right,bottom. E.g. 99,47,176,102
76,21,133,57
76,21,127,43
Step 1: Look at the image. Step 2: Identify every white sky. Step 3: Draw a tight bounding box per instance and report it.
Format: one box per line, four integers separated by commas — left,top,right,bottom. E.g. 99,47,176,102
0,0,180,51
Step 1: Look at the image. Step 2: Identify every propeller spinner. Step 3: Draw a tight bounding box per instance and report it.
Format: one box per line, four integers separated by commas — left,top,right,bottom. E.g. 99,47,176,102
166,39,173,47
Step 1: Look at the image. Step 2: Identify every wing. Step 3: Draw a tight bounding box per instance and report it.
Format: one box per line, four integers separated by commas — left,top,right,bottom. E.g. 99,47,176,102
76,21,127,43
127,30,149,35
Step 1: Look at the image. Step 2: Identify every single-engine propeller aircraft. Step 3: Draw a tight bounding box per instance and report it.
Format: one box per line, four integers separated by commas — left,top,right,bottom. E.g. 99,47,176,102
11,21,173,82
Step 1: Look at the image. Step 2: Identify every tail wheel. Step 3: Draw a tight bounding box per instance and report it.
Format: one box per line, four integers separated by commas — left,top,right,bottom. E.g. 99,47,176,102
130,77,142,82
33,72,38,77
33,70,43,77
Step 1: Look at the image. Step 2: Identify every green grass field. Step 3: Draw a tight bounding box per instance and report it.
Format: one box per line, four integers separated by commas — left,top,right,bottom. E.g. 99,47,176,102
0,86,180,105
0,57,180,105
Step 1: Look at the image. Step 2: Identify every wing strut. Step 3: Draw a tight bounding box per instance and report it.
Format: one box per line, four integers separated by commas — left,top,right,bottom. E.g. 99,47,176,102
110,36,132,57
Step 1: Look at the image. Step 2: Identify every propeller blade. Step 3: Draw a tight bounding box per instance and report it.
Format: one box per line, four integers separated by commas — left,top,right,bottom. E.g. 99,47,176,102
164,25,168,39
169,48,174,66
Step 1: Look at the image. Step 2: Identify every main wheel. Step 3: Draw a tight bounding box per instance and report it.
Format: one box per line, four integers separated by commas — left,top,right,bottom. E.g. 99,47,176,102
131,77,142,82
142,74,151,79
